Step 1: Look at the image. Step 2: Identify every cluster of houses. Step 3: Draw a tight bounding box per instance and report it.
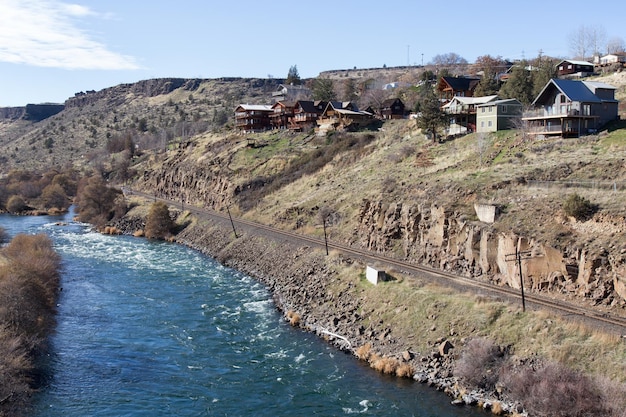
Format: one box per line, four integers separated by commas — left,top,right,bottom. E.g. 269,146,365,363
235,58,622,139
235,84,406,135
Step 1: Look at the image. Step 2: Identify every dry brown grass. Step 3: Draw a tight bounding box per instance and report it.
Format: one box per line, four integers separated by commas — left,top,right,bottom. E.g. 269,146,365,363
286,310,301,327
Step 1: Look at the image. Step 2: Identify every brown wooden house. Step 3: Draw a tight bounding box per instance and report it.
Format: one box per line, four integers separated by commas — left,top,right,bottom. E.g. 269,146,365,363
269,101,296,130
289,100,327,131
556,60,595,78
378,98,405,119
316,101,374,134
437,76,480,102
234,104,273,133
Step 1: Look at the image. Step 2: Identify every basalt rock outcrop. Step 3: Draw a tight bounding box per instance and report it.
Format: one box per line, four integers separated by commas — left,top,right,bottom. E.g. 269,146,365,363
353,199,626,306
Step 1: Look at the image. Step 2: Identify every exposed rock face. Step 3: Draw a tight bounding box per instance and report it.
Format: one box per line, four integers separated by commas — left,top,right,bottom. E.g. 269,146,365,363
0,106,25,120
353,198,626,305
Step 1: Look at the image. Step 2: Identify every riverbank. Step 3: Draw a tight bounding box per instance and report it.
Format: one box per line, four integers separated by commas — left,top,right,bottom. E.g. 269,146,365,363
111,207,529,415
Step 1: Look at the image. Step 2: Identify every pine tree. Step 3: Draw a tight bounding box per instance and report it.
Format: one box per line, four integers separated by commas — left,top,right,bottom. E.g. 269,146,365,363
499,62,534,105
416,88,449,143
286,65,301,85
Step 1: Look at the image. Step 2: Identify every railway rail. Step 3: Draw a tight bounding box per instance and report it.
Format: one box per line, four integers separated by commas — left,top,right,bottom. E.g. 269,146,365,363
125,188,626,336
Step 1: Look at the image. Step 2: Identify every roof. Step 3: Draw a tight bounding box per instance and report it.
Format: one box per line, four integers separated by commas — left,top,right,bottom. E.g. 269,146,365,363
236,104,273,111
442,95,498,108
439,76,480,91
296,100,327,113
557,59,594,67
532,79,605,106
582,81,617,91
476,98,522,107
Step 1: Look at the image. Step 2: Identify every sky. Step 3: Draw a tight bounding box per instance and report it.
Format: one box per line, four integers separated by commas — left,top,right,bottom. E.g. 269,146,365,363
0,0,624,106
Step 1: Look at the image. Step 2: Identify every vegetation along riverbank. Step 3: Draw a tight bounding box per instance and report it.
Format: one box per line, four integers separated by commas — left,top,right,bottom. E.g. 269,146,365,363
0,230,62,417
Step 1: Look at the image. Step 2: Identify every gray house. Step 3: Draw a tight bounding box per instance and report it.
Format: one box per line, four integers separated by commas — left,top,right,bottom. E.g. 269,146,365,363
476,99,523,133
522,79,619,137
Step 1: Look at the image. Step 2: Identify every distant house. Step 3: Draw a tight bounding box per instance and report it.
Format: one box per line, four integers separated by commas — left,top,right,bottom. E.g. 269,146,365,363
378,98,405,119
476,99,523,133
269,101,296,130
289,100,327,131
316,101,374,134
522,78,619,137
442,95,498,134
234,104,273,133
437,76,481,102
595,53,626,66
271,84,311,103
556,60,595,78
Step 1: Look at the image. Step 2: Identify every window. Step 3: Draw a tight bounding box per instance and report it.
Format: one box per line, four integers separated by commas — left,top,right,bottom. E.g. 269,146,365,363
481,107,485,113
502,105,508,113
481,121,484,127
488,121,492,127
568,64,573,69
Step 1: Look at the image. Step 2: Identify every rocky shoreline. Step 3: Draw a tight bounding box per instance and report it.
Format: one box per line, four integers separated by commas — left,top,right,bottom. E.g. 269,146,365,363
111,212,525,416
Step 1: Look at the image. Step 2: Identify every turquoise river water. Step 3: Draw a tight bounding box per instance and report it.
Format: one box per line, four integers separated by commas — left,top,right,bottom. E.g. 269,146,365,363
0,211,490,417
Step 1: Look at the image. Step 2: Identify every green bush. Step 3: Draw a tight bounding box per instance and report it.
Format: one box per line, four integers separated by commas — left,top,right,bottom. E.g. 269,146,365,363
562,193,597,221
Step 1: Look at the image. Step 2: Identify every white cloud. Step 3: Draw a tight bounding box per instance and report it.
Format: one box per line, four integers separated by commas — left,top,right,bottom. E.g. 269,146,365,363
0,0,140,70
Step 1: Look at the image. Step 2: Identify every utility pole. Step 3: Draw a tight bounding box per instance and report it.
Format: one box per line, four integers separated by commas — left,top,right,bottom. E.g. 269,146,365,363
505,247,543,312
226,205,238,238
322,217,329,256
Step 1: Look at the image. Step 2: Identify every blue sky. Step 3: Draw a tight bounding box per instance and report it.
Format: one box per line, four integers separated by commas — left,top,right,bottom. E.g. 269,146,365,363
0,0,624,106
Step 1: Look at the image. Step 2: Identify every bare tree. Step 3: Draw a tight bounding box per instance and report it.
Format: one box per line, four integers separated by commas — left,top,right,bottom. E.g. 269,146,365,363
606,36,626,54
568,25,606,61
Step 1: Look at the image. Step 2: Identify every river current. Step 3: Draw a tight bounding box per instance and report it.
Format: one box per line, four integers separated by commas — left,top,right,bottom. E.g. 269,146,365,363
0,211,489,417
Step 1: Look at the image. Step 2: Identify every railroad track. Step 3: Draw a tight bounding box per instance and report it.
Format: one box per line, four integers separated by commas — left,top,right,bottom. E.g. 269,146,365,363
126,188,626,335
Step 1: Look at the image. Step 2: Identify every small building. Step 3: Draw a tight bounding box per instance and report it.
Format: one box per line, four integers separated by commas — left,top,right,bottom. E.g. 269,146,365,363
595,53,626,66
556,60,595,78
234,104,273,133
271,84,311,103
378,98,406,119
476,98,523,133
522,78,619,137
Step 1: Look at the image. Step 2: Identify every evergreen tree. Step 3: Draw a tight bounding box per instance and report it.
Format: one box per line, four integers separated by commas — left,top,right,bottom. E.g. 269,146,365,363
531,55,557,98
416,88,449,143
499,62,534,105
286,65,301,85
312,78,336,101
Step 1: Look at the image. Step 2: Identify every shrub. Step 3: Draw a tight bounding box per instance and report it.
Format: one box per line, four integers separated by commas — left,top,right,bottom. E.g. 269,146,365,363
74,175,126,227
454,337,505,390
501,360,606,417
562,193,597,221
144,201,174,240
6,195,28,213
41,183,69,210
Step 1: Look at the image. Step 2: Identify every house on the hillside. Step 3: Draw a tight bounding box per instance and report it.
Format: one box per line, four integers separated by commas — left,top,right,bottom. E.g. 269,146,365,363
272,84,311,103
437,76,481,102
442,95,498,134
522,78,619,137
476,98,523,133
234,104,273,133
269,101,296,130
289,100,327,131
378,98,405,119
316,101,374,134
595,53,626,67
556,60,595,78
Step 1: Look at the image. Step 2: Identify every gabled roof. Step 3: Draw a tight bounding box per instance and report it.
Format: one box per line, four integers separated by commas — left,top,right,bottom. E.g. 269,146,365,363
442,95,498,108
236,104,273,111
296,100,327,113
381,98,404,107
532,79,604,106
557,59,594,66
476,98,522,107
439,76,481,91
271,101,296,109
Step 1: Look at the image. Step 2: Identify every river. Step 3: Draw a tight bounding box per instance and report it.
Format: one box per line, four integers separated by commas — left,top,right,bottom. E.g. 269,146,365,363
0,211,489,417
